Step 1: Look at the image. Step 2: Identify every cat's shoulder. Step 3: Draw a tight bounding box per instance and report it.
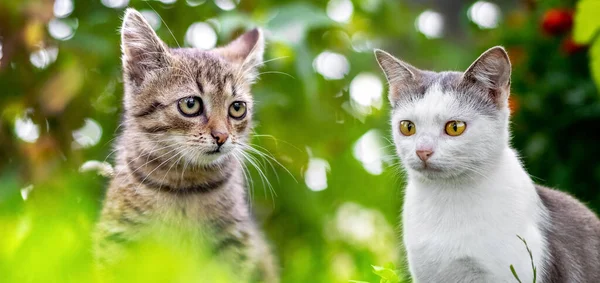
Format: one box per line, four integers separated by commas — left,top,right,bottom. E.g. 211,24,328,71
535,185,600,226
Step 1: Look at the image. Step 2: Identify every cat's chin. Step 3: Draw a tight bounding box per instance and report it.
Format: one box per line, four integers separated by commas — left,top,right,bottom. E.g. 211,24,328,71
186,150,233,167
411,167,444,180
409,165,475,182
408,163,461,181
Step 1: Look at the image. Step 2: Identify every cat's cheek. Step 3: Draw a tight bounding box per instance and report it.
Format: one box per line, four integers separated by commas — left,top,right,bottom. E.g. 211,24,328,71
233,120,250,134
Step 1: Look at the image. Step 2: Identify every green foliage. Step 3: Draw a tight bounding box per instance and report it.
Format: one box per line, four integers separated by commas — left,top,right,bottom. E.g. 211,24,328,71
0,0,598,282
574,0,600,43
574,0,600,89
371,263,404,283
509,235,537,283
350,263,405,283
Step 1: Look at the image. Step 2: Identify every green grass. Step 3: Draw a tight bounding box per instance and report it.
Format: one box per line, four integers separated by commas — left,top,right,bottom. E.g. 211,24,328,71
510,235,538,283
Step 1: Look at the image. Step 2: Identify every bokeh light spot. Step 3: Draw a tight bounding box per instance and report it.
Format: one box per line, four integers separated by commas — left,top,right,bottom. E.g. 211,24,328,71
305,158,330,191
48,18,75,41
331,202,396,253
359,0,381,13
353,129,385,175
20,185,34,201
14,112,40,143
186,0,206,6
415,10,443,39
468,1,501,29
53,0,74,18
30,47,59,69
313,51,350,80
327,0,354,23
214,0,238,11
140,10,162,30
351,32,374,53
100,0,129,9
350,72,383,109
72,118,103,149
185,22,217,50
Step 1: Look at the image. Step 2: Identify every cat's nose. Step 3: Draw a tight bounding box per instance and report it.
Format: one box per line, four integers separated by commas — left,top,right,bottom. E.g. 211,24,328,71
416,150,433,162
211,131,228,146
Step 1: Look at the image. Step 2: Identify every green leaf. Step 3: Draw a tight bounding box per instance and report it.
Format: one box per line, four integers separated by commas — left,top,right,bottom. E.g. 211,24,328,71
510,265,522,283
372,265,400,283
574,0,600,44
591,36,600,90
383,262,396,270
266,2,334,44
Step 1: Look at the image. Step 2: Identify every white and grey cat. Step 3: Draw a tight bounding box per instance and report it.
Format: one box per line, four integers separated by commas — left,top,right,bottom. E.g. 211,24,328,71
375,46,600,283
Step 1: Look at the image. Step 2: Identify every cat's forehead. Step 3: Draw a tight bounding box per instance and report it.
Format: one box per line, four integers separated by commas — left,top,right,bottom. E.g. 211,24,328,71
393,71,497,119
170,48,236,78
163,48,248,97
396,84,465,121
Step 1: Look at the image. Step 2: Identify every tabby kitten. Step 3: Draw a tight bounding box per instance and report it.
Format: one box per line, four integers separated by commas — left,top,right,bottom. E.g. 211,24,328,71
94,9,277,282
375,46,600,282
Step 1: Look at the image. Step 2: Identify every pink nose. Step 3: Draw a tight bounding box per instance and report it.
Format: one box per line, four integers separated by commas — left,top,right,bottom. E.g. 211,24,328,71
416,150,433,162
211,131,229,146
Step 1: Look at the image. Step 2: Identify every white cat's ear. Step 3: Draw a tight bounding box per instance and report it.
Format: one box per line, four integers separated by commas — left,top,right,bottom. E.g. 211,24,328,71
215,28,264,79
374,49,422,104
462,46,511,104
374,49,420,84
121,8,170,86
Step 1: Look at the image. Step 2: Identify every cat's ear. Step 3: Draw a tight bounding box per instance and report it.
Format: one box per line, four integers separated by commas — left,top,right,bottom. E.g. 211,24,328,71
462,46,511,105
121,8,170,86
374,49,420,83
215,28,264,79
374,49,422,103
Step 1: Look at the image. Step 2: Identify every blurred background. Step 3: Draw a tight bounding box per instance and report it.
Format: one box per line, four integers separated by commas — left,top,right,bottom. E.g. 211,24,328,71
1,0,599,282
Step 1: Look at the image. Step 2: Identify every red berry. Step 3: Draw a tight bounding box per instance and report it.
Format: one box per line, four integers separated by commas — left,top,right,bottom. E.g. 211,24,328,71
541,9,573,35
562,36,586,55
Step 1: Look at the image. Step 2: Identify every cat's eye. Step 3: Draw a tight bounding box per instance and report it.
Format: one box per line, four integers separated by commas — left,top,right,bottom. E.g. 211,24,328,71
229,101,247,119
399,120,416,136
445,121,466,136
178,96,203,117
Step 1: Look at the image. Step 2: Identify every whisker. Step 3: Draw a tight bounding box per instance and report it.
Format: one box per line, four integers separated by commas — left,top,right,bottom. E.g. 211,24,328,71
133,147,184,193
142,1,180,48
238,141,297,183
257,71,296,79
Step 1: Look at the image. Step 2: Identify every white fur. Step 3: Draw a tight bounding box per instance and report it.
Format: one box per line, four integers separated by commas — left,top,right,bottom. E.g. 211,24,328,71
392,85,549,282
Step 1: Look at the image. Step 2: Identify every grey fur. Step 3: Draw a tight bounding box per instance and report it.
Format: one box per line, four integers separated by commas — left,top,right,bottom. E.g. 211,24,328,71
375,46,600,283
374,47,509,117
437,257,491,283
536,186,600,283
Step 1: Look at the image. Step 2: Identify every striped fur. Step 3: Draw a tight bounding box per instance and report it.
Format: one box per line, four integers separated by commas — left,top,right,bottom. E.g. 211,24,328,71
94,9,278,282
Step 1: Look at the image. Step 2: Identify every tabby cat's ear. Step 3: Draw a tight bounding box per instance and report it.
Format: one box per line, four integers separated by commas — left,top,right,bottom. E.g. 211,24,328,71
462,46,511,106
215,28,264,80
121,8,170,86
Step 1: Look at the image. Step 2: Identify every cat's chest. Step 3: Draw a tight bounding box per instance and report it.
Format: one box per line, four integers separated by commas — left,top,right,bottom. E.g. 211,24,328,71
140,193,247,246
401,183,546,282
151,192,242,226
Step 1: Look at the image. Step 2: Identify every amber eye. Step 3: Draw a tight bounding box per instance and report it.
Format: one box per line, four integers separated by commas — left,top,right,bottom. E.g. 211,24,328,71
399,120,416,136
178,97,203,117
229,101,247,119
445,121,466,136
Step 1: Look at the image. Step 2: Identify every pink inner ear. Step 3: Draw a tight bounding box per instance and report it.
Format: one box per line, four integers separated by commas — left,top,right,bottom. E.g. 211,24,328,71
464,47,511,90
216,29,263,65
